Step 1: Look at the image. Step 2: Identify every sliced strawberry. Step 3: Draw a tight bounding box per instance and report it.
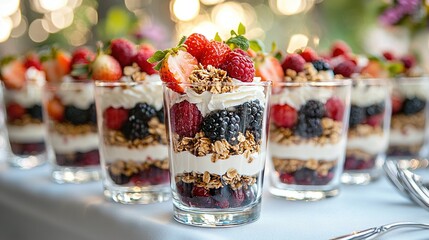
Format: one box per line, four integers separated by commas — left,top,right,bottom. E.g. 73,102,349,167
255,55,284,83
46,98,64,121
41,49,71,82
184,33,209,61
200,41,231,68
6,102,26,121
91,54,122,81
133,44,157,75
159,50,198,93
1,59,26,89
24,53,42,70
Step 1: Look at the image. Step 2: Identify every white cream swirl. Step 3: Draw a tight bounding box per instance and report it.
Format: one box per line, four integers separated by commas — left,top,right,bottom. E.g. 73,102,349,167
270,86,334,109
57,81,95,109
351,81,388,107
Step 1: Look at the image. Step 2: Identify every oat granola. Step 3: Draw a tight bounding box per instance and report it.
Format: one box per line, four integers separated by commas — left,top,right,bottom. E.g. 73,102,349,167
272,157,337,176
188,64,235,94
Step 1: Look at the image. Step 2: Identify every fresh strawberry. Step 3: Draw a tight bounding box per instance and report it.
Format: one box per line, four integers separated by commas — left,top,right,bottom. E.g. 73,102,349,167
255,55,284,83
220,50,254,82
281,53,305,73
400,55,415,69
103,107,129,130
382,51,395,61
365,114,384,127
109,38,137,67
41,49,71,82
133,44,157,75
299,48,318,62
170,100,202,137
184,33,209,61
159,50,197,93
325,97,345,121
6,103,26,121
0,58,26,89
24,53,42,70
271,104,298,128
200,40,231,68
71,47,95,80
333,60,356,77
331,41,351,57
91,54,122,81
46,98,64,121
391,95,403,114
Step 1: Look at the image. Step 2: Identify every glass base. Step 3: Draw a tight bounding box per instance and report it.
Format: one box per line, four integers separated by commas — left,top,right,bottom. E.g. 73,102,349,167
173,199,261,227
51,166,100,184
341,171,381,185
104,186,171,204
8,153,46,169
269,187,339,201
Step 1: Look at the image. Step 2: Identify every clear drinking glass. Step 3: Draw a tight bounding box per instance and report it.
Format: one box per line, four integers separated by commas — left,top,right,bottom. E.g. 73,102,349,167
95,80,170,204
269,80,351,201
43,81,100,183
388,77,429,158
3,75,47,169
342,79,392,184
164,81,270,227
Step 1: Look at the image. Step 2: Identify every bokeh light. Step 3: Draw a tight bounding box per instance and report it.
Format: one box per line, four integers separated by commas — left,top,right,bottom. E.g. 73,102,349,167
270,0,307,15
172,0,200,21
212,2,246,36
39,0,68,12
0,0,20,17
50,7,74,29
0,17,13,42
29,19,49,42
287,33,308,53
200,0,224,5
11,16,27,38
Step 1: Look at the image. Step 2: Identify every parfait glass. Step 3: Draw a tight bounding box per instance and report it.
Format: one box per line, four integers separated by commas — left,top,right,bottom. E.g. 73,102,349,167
388,77,429,158
95,79,170,204
164,81,271,227
43,81,100,183
342,79,392,184
269,80,351,200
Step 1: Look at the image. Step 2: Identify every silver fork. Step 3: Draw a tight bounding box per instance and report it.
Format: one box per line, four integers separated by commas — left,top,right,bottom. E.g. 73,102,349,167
397,169,429,210
330,222,429,240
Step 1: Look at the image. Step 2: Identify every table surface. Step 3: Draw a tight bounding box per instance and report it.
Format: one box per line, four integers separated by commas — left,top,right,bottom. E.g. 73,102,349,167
0,158,428,240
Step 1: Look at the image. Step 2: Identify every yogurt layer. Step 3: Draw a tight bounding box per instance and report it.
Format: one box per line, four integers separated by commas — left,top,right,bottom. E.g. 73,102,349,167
351,82,387,107
57,81,95,109
49,132,98,153
270,138,346,161
347,134,388,154
7,124,45,143
397,82,429,100
389,127,425,145
103,144,168,163
172,151,265,176
270,87,334,110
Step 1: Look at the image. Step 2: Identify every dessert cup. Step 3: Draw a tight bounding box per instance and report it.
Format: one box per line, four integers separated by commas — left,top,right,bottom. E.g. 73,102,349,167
95,78,170,204
269,80,351,201
388,77,429,158
44,81,100,183
342,78,392,184
3,71,47,169
164,80,270,227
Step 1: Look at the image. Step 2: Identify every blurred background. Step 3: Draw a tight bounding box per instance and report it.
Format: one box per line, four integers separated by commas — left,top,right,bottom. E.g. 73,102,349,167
0,0,428,68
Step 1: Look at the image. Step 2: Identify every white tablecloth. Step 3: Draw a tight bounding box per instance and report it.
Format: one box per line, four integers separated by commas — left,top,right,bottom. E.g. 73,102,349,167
0,160,428,240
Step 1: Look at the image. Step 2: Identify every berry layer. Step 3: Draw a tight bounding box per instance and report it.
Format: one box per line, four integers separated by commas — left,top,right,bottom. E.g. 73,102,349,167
7,123,45,143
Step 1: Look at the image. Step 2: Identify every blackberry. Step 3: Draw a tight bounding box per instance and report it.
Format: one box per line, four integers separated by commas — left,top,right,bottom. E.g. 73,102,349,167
121,115,150,140
294,115,323,138
365,102,385,116
402,97,425,115
88,103,97,124
27,105,43,121
156,107,165,123
300,100,325,118
202,110,241,145
129,103,156,122
349,105,366,128
64,105,88,125
236,100,264,140
311,60,331,71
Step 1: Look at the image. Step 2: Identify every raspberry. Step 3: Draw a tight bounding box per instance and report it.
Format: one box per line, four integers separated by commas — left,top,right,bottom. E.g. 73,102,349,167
391,95,403,114
202,110,241,145
299,48,318,62
325,97,345,121
170,100,202,137
230,188,245,207
365,114,384,127
200,41,231,68
129,103,156,122
192,186,210,197
104,107,129,130
402,97,425,115
184,33,209,61
233,48,250,57
271,104,297,128
382,51,395,61
349,105,366,128
133,44,157,75
333,60,356,77
121,115,150,140
300,100,325,118
220,50,255,82
331,41,351,57
311,59,331,71
294,115,323,138
281,53,305,73
110,38,137,67
6,103,26,121
401,55,415,69
279,172,295,184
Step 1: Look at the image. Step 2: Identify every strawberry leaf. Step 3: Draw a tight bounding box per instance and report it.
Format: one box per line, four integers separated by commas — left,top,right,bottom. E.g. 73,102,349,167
249,39,264,53
214,33,222,42
177,36,187,47
226,35,249,51
148,50,167,63
237,23,246,35
154,61,163,71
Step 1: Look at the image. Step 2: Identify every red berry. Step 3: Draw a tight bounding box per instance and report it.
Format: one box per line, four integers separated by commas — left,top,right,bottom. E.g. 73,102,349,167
230,188,245,207
299,48,318,62
200,41,231,68
71,47,95,66
271,104,298,128
325,97,345,121
333,60,356,77
46,98,64,121
220,50,255,82
365,114,384,127
331,41,351,57
110,38,137,67
184,33,209,61
382,51,395,61
6,103,26,121
281,53,305,73
1,59,26,90
401,55,415,69
159,50,198,93
103,107,129,130
91,54,122,81
170,100,202,137
24,54,42,70
391,95,403,114
133,44,157,75
255,55,284,83
232,48,250,57
279,172,295,184
192,186,210,197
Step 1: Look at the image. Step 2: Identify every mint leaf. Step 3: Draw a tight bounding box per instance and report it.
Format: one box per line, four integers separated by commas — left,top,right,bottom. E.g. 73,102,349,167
177,36,187,46
226,35,249,50
214,32,222,42
148,50,167,63
237,23,246,35
249,39,264,52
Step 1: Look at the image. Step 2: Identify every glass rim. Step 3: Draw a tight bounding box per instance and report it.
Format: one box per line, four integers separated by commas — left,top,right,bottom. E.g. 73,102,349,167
162,80,272,87
394,75,429,83
95,80,162,87
351,77,391,85
273,79,351,87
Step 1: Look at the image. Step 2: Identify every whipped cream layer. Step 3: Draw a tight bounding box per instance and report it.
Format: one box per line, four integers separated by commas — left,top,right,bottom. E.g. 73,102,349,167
270,138,346,161
172,151,264,176
57,80,95,109
351,82,387,107
100,75,163,111
389,127,425,145
7,124,45,143
49,132,99,153
270,86,334,110
103,144,168,163
397,82,429,100
347,134,388,154
4,68,45,107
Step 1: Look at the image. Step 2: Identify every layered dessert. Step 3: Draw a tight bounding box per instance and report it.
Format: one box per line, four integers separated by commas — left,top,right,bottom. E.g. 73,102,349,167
152,31,268,209
269,49,348,187
1,54,46,157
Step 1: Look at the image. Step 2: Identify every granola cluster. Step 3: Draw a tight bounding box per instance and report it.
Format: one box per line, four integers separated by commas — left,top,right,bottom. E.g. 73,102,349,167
8,114,42,125
175,131,260,162
123,63,147,82
272,157,337,177
53,122,96,135
348,124,384,138
391,111,426,130
188,64,235,94
284,63,337,82
345,149,375,161
109,158,169,177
